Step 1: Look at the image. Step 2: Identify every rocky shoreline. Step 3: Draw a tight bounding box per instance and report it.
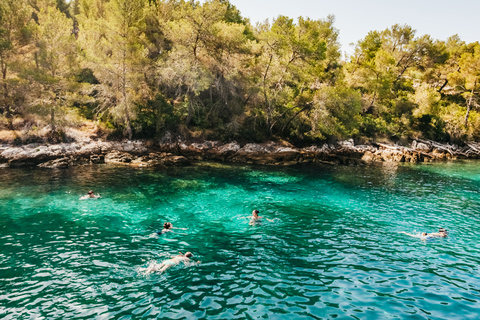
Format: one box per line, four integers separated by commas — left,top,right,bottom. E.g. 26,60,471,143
0,139,478,169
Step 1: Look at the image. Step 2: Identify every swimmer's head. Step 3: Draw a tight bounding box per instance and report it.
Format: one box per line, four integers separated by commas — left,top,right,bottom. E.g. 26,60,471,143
422,232,428,236
252,210,259,216
164,222,172,229
439,228,447,233
184,252,193,258
88,191,93,195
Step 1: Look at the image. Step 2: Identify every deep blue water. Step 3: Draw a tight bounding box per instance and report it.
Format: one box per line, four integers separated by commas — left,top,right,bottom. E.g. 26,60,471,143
1,161,480,319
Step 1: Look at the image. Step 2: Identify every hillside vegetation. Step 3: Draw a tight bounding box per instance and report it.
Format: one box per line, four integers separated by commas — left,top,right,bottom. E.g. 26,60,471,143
1,0,479,145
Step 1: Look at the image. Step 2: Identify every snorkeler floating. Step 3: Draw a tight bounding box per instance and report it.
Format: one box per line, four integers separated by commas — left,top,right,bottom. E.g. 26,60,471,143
141,252,200,274
80,190,100,200
156,222,188,235
400,228,448,240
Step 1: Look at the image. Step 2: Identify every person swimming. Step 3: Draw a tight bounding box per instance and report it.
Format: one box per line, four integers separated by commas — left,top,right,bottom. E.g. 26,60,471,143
399,231,433,240
80,191,100,200
156,222,187,235
399,228,448,240
249,210,262,225
427,228,448,238
141,252,199,274
248,209,276,225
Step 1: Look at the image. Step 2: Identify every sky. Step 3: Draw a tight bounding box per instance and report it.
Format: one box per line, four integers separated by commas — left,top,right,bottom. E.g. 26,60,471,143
230,0,479,57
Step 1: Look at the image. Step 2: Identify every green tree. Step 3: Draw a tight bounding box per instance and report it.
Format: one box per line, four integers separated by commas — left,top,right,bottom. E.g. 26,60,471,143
0,0,34,128
307,86,362,140
154,0,254,133
78,0,147,139
27,3,79,135
448,42,480,128
345,24,450,137
254,15,341,138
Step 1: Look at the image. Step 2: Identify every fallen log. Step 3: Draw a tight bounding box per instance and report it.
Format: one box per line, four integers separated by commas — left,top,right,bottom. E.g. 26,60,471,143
417,139,454,156
467,143,480,155
377,142,433,158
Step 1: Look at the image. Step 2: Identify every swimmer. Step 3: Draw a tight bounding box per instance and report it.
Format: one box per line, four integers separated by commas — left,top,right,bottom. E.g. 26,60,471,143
427,228,448,238
399,231,433,240
142,252,200,274
80,190,100,200
156,222,188,235
249,209,275,225
399,228,448,240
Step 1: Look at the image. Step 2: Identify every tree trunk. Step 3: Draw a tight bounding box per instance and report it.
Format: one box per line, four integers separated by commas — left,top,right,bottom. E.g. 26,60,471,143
1,63,13,130
155,104,162,137
50,107,56,133
122,48,132,140
281,103,313,133
122,80,133,140
263,55,273,134
465,101,472,128
124,107,133,140
437,79,448,93
465,85,476,128
185,97,193,126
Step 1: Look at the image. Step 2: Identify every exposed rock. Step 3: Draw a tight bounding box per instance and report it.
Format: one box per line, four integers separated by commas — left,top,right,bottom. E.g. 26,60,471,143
8,153,56,168
105,151,133,164
38,157,70,168
90,154,105,164
361,151,375,162
1,138,478,169
404,152,420,163
164,155,189,166
337,139,355,148
206,141,241,161
381,150,405,162
414,142,431,152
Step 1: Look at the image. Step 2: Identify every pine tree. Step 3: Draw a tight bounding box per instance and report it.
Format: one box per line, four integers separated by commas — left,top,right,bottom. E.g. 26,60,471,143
78,0,147,140
28,3,78,135
0,0,34,128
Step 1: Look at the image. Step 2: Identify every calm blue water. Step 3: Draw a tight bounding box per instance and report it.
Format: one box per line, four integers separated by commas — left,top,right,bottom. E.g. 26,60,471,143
1,161,480,319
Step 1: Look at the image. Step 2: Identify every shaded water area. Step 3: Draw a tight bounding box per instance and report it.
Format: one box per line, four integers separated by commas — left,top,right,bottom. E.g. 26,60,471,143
1,161,480,319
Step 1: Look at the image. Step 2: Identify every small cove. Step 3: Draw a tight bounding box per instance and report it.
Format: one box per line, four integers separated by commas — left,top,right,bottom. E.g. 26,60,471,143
1,161,480,319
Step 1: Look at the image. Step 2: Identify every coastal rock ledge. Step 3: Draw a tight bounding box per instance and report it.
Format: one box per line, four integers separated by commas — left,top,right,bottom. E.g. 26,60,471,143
0,139,477,168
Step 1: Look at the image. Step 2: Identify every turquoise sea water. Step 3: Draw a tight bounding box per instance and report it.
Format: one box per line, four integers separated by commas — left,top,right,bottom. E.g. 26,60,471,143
1,161,480,319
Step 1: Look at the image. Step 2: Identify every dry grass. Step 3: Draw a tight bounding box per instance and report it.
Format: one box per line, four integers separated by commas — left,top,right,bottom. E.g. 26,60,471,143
0,115,111,144
0,130,22,142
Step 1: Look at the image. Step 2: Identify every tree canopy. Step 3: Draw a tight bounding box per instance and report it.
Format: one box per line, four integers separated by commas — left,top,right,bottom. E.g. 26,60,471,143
1,0,479,144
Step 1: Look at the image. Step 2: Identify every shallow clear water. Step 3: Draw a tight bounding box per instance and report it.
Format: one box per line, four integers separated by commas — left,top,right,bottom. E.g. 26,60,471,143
1,161,480,319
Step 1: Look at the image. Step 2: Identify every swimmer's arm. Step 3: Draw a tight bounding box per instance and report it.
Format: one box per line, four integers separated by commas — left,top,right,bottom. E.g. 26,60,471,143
171,227,188,230
399,231,420,238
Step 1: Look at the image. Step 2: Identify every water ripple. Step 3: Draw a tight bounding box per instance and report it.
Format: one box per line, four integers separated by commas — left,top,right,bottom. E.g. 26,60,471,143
1,163,480,319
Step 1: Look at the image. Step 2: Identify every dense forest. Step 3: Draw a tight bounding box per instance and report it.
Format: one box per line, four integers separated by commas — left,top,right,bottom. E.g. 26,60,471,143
0,0,479,145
